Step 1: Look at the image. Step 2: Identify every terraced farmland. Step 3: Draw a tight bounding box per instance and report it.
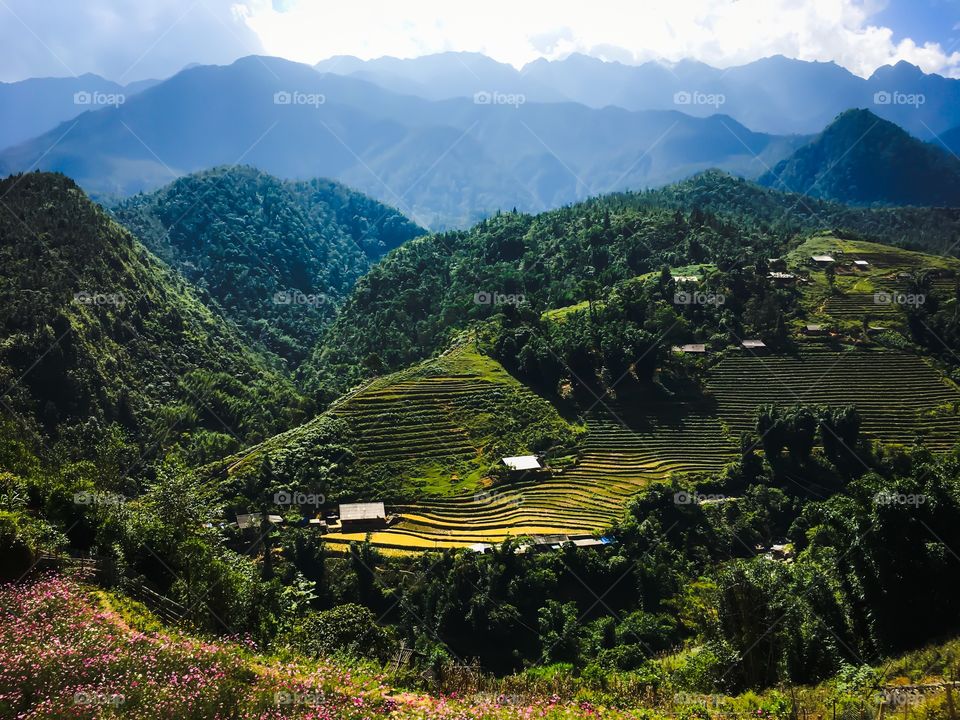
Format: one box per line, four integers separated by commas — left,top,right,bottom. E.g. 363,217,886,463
325,399,737,550
709,350,960,450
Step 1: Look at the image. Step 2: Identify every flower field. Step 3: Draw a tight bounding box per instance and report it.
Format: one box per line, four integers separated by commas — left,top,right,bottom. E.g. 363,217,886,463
0,575,653,719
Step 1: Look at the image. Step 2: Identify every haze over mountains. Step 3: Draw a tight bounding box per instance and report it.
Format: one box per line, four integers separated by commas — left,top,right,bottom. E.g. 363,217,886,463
315,52,960,137
3,52,960,228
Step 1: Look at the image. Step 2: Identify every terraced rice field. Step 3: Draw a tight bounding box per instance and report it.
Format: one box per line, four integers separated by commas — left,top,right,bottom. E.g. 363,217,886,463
325,399,737,550
709,350,960,450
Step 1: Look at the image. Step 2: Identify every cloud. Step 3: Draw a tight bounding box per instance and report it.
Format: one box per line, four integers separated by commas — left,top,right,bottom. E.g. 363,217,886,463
1,0,958,83
239,0,960,78
0,0,264,82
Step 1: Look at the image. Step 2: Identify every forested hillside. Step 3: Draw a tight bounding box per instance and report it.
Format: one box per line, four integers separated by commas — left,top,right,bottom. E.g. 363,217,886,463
304,171,960,398
759,109,960,206
113,166,424,367
0,171,311,459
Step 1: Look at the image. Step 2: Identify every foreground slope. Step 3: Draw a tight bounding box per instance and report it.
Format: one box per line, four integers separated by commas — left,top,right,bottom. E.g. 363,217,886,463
0,172,309,447
113,166,424,367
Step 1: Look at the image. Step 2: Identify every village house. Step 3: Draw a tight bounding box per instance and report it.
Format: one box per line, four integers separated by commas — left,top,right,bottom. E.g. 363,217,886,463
338,502,387,532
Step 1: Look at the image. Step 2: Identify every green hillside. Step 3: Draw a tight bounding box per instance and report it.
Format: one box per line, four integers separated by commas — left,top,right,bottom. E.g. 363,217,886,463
304,171,960,400
113,166,425,370
0,171,310,452
222,340,584,511
759,109,960,206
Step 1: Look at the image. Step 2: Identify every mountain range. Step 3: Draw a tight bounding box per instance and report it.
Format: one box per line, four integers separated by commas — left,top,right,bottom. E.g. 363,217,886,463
0,56,810,229
315,52,960,137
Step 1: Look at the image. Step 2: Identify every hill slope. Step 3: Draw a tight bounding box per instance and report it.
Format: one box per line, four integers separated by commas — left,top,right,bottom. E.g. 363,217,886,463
112,166,424,367
759,109,960,206
0,172,310,451
303,171,960,398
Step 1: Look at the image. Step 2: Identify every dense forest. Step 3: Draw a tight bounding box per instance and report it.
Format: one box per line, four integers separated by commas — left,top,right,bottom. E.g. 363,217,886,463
113,166,424,367
304,171,960,400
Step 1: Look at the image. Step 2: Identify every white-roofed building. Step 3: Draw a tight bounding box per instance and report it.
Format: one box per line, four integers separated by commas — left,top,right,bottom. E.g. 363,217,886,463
501,455,541,472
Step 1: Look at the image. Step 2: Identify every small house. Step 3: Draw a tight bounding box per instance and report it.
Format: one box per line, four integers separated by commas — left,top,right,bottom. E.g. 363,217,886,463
672,275,700,284
853,260,869,269
501,455,541,474
741,339,767,351
804,324,827,336
768,271,796,285
811,254,835,266
673,343,707,354
235,513,284,530
338,502,387,532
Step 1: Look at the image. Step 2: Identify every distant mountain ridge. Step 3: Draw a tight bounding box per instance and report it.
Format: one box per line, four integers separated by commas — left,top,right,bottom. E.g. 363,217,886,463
0,73,159,151
0,55,805,229
315,53,960,138
759,109,960,206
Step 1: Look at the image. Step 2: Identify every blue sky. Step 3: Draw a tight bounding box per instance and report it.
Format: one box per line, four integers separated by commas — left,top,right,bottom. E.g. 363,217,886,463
1,0,959,83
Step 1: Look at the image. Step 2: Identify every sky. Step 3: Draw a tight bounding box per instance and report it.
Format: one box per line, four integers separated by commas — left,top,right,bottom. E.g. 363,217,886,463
1,0,959,83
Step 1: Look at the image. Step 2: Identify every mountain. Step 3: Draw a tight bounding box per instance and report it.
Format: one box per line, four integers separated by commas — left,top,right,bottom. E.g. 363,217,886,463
0,171,312,456
0,73,159,152
937,124,960,157
0,55,805,230
303,170,960,396
317,52,960,138
112,166,424,367
315,51,567,102
758,109,960,206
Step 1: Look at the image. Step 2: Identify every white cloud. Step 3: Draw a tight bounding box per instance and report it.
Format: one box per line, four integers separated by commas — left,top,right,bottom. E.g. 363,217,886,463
0,0,263,82
238,0,960,78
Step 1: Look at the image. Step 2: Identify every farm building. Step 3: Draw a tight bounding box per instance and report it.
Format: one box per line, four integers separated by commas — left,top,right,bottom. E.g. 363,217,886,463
853,260,869,269
741,339,767,351
811,254,835,266
235,513,284,530
501,455,541,472
768,271,796,285
804,324,827,336
338,502,387,531
673,343,706,354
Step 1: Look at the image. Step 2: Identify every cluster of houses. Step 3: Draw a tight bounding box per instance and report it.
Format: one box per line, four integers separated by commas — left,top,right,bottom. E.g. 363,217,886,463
467,534,616,554
231,501,391,534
